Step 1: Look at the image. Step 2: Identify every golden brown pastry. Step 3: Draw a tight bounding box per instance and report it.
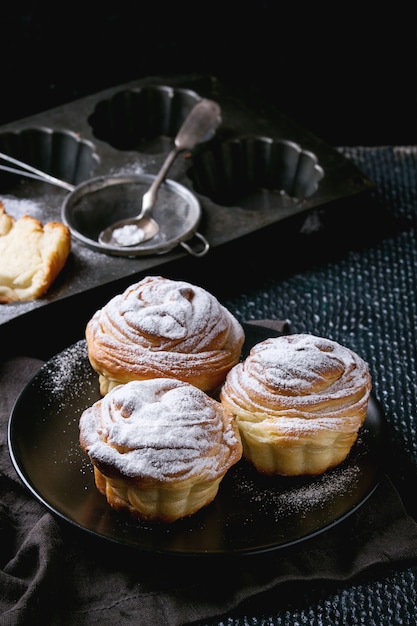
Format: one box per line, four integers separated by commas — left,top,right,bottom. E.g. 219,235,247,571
0,201,71,303
79,377,242,522
220,333,372,476
85,275,245,395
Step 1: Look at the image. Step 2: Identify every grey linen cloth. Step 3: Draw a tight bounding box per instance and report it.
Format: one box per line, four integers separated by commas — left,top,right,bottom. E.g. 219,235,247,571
1,345,417,626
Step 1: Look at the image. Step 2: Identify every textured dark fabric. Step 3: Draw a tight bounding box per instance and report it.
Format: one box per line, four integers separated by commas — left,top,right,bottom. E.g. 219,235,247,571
1,146,417,625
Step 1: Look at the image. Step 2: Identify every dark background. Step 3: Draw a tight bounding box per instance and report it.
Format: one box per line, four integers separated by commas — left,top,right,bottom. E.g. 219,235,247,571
2,2,416,146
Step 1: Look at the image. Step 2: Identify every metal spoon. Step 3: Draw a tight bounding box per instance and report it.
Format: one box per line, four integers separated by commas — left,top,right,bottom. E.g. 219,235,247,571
98,98,221,247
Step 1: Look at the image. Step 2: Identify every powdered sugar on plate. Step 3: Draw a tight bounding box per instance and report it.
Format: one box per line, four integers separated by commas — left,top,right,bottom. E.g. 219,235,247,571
229,436,367,523
266,464,360,521
40,340,93,399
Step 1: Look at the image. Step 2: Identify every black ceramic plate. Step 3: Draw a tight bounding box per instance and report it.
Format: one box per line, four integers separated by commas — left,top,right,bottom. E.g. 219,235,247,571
8,324,384,556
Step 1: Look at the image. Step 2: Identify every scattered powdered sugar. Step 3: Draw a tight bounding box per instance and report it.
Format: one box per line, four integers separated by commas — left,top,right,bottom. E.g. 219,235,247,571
107,162,145,177
41,340,93,399
0,195,46,220
230,453,363,522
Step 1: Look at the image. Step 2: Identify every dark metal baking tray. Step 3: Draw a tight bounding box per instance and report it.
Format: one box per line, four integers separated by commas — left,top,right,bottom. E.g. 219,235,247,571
0,74,375,330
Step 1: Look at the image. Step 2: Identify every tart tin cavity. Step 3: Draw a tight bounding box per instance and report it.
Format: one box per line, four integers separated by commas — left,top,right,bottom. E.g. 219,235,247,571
0,127,99,188
189,136,325,208
88,85,206,152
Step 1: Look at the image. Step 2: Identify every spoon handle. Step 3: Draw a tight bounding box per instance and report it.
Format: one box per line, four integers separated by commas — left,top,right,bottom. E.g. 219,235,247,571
141,147,179,214
174,99,221,152
140,99,221,216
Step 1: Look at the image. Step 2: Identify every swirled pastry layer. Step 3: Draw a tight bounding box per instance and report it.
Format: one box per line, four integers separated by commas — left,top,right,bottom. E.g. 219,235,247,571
86,276,245,395
79,378,242,522
220,334,372,475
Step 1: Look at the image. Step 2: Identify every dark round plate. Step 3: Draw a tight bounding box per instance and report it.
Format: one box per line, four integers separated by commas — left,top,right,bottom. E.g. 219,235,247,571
8,324,385,556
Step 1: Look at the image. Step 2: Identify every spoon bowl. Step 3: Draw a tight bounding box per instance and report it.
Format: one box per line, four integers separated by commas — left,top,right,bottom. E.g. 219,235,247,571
98,98,221,247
